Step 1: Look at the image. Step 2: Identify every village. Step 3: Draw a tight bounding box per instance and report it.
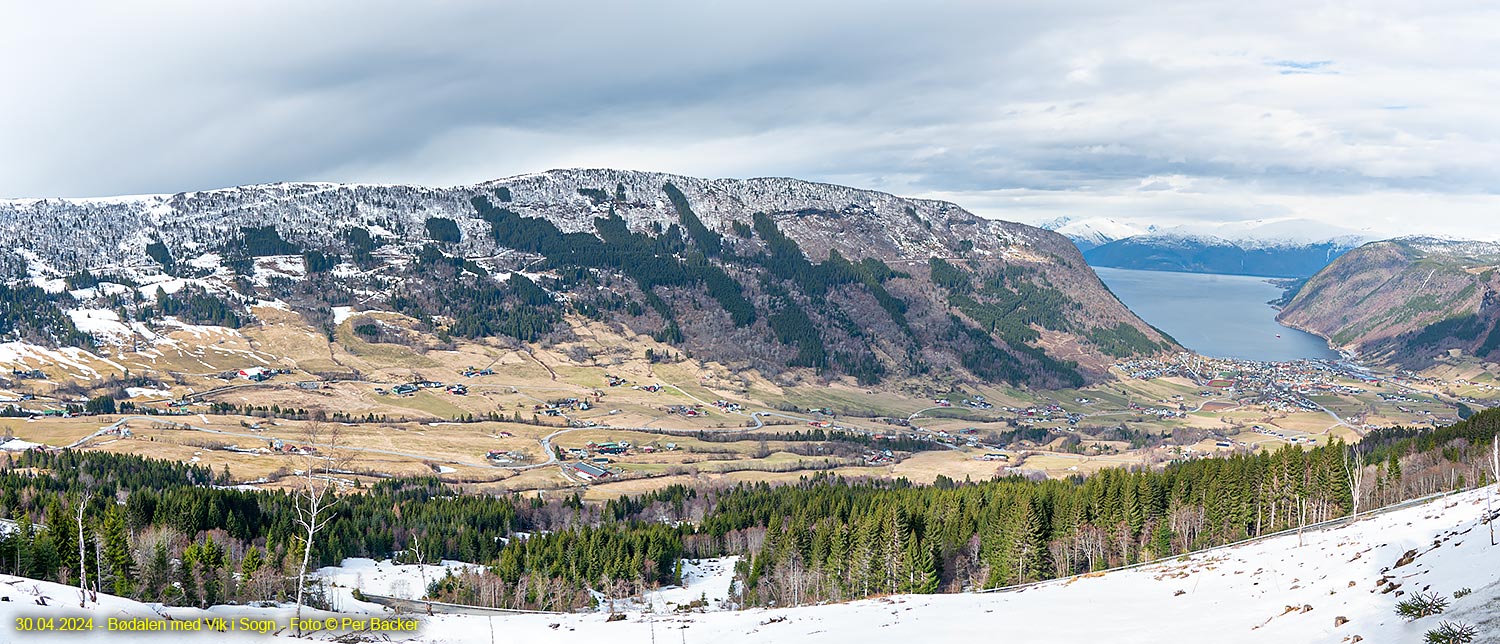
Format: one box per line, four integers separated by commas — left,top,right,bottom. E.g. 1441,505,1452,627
1,310,1496,499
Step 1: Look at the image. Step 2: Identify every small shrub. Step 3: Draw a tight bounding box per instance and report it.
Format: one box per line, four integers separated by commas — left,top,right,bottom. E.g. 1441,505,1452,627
1452,587,1472,599
1424,621,1478,644
1396,592,1450,621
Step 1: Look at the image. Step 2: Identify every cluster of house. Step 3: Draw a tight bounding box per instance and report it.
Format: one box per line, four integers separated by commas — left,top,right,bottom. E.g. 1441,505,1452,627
564,440,679,462
485,449,526,464
10,368,45,380
537,397,592,417
1008,402,1087,426
1377,392,1423,404
233,367,292,382
1125,402,1186,419
558,439,683,481
266,438,318,455
1115,358,1185,380
962,395,994,410
462,366,496,378
1248,425,1318,445
379,380,447,396
665,404,706,417
711,399,742,412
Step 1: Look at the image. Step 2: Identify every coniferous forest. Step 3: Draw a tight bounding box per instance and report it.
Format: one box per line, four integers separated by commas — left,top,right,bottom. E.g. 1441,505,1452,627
0,410,1494,612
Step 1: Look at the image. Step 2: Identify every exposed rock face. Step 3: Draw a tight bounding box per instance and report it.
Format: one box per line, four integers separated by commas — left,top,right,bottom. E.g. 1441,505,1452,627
1278,237,1500,367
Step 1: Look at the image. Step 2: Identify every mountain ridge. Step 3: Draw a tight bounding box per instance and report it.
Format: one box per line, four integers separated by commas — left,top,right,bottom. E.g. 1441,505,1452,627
1277,235,1500,366
0,169,1177,388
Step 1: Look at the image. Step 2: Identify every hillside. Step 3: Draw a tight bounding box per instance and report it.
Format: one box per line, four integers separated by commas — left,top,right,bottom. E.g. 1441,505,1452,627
0,169,1175,388
3,486,1494,643
1278,236,1500,367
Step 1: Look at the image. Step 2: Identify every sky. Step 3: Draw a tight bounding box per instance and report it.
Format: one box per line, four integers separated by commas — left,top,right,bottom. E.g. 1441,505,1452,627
2,1,1498,239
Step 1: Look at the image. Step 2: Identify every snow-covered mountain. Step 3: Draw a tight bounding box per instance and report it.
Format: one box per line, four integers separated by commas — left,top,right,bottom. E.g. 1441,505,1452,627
1082,219,1376,278
1040,216,1150,251
0,169,1177,385
4,485,1494,643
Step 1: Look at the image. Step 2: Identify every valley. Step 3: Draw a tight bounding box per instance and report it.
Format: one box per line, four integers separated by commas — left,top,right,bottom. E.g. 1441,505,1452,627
3,297,1493,500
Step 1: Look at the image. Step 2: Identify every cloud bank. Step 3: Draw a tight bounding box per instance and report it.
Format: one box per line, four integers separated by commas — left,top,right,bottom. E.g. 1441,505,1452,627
2,1,1497,238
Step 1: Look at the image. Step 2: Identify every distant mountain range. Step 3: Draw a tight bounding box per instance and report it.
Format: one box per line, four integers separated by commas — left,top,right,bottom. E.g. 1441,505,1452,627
1042,217,1373,278
1278,236,1500,367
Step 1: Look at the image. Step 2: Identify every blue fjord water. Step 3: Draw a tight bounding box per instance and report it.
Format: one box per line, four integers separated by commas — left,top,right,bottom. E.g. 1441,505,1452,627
1093,267,1339,362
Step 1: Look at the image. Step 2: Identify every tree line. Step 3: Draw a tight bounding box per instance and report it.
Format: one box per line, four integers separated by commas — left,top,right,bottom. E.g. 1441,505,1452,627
2,397,1494,614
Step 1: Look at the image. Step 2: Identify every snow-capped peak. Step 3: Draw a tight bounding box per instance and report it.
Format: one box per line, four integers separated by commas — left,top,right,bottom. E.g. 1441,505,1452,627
1045,217,1149,248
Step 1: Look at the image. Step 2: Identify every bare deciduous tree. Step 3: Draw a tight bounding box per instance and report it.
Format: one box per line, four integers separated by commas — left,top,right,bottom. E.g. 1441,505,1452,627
75,491,94,606
293,421,350,637
1489,439,1498,546
1343,444,1366,521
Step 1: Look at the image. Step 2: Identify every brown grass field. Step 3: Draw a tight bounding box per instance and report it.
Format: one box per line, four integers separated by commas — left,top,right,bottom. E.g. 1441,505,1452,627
1,308,1482,500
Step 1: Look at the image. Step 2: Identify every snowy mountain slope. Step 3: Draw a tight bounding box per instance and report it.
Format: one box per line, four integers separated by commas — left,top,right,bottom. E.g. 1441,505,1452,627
1040,216,1149,251
406,486,1500,643
1083,220,1373,278
0,169,1179,385
1043,216,1377,277
0,170,1038,270
0,574,347,642
6,486,1492,643
1160,218,1373,249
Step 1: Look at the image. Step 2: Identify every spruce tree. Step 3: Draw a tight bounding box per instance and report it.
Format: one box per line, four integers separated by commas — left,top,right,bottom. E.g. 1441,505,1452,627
102,506,135,596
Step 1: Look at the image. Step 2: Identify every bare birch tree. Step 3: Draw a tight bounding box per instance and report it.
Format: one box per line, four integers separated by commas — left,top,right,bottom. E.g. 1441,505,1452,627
1343,444,1366,522
1490,439,1498,546
293,421,349,637
75,491,94,605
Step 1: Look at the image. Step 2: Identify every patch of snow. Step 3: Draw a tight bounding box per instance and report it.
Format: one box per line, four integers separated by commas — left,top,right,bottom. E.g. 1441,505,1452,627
67,308,134,342
30,275,66,293
0,437,44,451
187,252,223,270
251,255,307,286
332,306,355,324
125,387,173,399
160,317,240,338
316,557,481,612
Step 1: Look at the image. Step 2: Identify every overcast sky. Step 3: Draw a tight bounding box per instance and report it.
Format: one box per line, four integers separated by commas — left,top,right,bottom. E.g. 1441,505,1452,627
3,1,1498,238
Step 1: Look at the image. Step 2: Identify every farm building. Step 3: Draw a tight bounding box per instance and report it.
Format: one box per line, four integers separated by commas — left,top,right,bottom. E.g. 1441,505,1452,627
238,367,271,381
571,462,610,480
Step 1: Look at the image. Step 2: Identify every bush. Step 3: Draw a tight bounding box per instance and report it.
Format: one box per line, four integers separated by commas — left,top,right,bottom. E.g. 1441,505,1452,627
1397,592,1450,621
1452,587,1472,599
1424,621,1478,644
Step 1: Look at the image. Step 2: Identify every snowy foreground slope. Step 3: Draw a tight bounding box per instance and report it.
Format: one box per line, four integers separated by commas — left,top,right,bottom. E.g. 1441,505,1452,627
3,487,1496,643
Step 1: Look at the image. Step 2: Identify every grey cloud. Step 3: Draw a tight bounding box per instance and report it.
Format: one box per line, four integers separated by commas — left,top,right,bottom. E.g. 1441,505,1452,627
2,1,1499,239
